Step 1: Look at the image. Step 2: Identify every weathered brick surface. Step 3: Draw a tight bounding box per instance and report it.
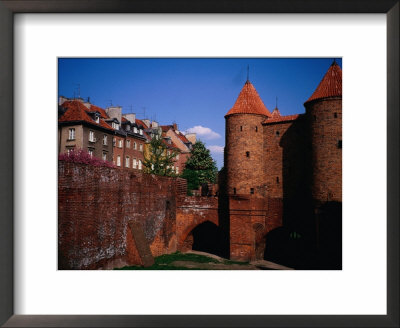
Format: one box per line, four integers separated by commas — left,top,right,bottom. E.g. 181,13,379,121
225,113,268,197
58,161,180,269
176,196,219,251
306,98,342,203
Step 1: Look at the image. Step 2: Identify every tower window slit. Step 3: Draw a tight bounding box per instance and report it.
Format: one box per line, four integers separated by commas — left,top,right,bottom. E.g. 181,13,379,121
246,151,250,158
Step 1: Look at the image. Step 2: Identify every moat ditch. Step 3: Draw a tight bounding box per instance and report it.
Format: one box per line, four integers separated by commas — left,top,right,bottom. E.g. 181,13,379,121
114,250,293,270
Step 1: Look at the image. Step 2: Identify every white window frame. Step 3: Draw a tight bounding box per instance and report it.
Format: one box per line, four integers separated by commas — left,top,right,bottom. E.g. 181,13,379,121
133,158,137,169
134,127,138,134
125,156,130,168
133,142,137,150
138,160,142,170
102,152,107,161
68,128,75,140
89,130,95,142
139,129,143,135
103,135,107,145
95,116,100,124
88,149,93,157
117,155,121,167
126,140,131,148
139,144,143,152
118,139,123,148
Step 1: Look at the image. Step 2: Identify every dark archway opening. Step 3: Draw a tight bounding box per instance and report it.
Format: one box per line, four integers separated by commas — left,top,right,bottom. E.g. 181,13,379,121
191,221,226,258
263,226,315,269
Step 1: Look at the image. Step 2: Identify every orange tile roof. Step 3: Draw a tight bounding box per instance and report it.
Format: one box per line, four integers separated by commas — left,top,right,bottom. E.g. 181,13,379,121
177,132,190,144
89,104,108,119
305,61,342,104
263,114,300,125
225,80,272,117
121,117,128,123
59,101,113,131
161,125,171,133
271,107,281,118
135,119,147,128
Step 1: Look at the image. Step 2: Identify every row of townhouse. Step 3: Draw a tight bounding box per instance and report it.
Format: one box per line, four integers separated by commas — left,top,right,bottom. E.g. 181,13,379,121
57,97,196,174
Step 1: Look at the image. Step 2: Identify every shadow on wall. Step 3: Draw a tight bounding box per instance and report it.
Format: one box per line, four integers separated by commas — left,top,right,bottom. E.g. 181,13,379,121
263,201,342,270
191,221,226,258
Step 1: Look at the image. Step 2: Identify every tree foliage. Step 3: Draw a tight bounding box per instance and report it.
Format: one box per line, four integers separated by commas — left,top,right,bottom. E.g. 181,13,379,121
143,131,179,177
182,141,218,191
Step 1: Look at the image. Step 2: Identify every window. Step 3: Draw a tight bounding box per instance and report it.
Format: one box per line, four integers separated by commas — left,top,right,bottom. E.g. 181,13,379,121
246,151,250,158
103,135,108,145
113,138,116,146
126,140,131,148
112,122,119,130
139,129,143,135
134,127,138,134
233,188,236,195
95,116,100,124
250,188,254,194
88,149,93,157
89,130,95,142
133,158,137,169
240,126,243,131
125,156,130,168
126,125,130,131
176,166,179,174
116,155,121,167
133,142,137,150
138,160,142,170
255,126,258,132
334,113,338,118
68,128,75,140
102,152,107,161
276,131,280,136
276,177,280,184
139,144,143,152
338,140,342,149
118,139,123,148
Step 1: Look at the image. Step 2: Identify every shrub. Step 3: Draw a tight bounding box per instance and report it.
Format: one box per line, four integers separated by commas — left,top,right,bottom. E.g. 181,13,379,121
58,148,115,168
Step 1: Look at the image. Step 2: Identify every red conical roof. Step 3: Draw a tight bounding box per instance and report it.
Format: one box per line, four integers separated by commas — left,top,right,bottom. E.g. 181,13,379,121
225,81,271,117
305,61,342,104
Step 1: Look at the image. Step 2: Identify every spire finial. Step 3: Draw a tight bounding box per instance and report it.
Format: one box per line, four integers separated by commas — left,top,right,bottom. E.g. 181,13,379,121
247,65,250,82
276,96,278,109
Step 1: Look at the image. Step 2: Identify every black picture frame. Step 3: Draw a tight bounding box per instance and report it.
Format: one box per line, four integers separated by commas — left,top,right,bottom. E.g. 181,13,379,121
0,1,398,327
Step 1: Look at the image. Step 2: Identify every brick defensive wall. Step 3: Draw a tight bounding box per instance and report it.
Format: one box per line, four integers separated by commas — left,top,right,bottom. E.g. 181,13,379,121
58,161,187,269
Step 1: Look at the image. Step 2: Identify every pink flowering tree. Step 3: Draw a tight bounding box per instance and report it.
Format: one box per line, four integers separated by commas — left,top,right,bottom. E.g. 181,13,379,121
58,148,115,168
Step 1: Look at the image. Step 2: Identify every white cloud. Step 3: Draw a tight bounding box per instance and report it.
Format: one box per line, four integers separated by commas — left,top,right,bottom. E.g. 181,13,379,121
185,125,221,140
207,145,224,154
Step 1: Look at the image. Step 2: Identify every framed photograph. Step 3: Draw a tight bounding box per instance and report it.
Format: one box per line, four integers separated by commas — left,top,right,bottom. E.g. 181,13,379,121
1,1,398,327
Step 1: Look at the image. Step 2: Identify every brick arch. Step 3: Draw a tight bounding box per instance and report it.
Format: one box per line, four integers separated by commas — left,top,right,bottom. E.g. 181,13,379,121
178,217,219,252
176,196,219,252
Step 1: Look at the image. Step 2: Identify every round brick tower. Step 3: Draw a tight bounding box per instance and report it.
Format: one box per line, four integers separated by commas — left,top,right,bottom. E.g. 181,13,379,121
304,61,342,204
224,80,272,197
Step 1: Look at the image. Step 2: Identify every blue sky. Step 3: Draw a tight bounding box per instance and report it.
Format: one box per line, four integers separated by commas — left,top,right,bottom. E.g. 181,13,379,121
58,58,342,169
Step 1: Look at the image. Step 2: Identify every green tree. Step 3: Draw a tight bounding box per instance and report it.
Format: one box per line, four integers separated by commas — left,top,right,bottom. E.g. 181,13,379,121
143,131,179,177
181,141,218,192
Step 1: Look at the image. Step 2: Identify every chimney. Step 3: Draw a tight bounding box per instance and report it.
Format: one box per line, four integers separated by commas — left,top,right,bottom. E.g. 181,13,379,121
123,113,136,124
185,133,197,144
59,96,69,106
142,119,151,128
106,106,122,124
173,123,178,131
151,121,159,128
